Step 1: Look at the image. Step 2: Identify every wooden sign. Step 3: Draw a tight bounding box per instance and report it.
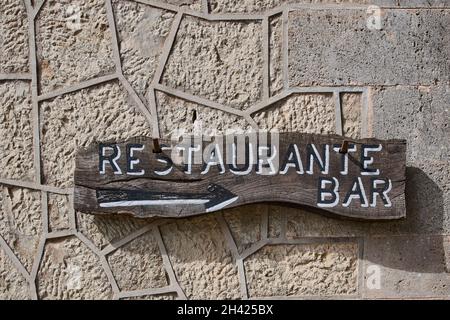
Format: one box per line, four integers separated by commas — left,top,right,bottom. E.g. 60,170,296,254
74,133,406,220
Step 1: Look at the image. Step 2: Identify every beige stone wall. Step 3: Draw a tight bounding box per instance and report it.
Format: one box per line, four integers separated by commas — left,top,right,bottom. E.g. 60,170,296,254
0,0,449,300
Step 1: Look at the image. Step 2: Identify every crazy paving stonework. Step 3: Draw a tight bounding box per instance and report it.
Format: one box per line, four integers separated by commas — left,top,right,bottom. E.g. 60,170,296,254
244,243,358,298
0,0,449,300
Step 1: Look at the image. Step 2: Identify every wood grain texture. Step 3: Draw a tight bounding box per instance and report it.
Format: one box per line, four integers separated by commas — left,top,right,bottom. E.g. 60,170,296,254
74,133,406,220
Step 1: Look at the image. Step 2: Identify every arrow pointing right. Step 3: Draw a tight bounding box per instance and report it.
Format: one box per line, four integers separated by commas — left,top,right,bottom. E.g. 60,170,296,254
96,184,239,213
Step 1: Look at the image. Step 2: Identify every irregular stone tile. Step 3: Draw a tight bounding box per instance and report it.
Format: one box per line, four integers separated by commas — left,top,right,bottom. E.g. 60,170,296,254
36,0,115,94
372,85,450,203
37,236,112,299
156,91,250,137
0,81,34,181
160,215,241,299
210,0,284,13
40,81,152,188
107,231,168,291
289,9,450,86
113,0,175,101
252,93,335,133
0,246,29,300
76,212,150,250
341,93,362,139
0,186,41,273
209,0,397,13
398,0,450,7
244,242,359,298
162,16,263,111
285,205,365,238
372,85,450,234
284,205,400,239
402,164,449,235
121,293,177,300
0,0,29,73
48,193,71,232
444,236,450,272
223,204,266,254
165,0,202,11
363,235,450,298
269,14,282,97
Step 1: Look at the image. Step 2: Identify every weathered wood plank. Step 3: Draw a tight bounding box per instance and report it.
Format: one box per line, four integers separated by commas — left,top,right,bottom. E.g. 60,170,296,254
74,133,406,220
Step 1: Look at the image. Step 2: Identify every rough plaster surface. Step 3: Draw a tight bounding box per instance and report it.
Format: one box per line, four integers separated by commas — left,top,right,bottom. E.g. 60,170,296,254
41,81,152,188
0,186,41,273
113,0,175,100
36,0,115,94
253,93,335,133
0,0,29,73
245,243,358,297
160,215,241,299
48,194,70,232
108,231,168,291
0,247,29,300
0,81,34,181
156,91,250,137
289,9,450,86
162,16,263,111
37,236,112,300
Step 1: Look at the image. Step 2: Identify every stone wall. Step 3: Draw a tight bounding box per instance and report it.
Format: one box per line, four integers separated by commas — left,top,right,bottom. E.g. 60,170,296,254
0,0,449,299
